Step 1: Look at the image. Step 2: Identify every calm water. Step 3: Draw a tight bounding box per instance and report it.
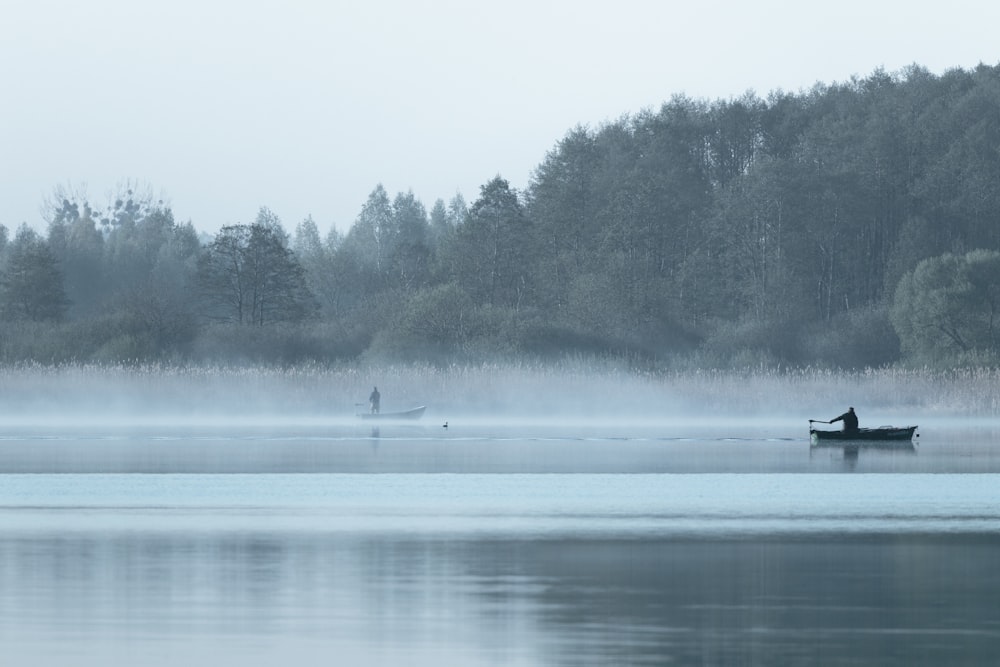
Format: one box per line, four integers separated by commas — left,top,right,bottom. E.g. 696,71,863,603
1,418,999,665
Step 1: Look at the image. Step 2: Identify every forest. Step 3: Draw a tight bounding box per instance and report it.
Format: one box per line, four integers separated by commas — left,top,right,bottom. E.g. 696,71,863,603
1,63,999,370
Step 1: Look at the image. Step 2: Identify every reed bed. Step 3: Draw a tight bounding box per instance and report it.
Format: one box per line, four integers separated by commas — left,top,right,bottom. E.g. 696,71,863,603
0,362,997,420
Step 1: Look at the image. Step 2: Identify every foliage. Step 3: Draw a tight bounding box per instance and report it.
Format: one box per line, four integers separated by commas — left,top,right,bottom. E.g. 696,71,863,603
891,249,1000,365
6,64,1000,369
442,176,533,309
365,283,478,363
189,322,360,366
197,210,316,326
0,225,69,322
799,306,901,370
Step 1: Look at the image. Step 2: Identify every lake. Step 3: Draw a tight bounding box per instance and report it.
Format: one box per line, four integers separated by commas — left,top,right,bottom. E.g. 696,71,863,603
1,417,999,665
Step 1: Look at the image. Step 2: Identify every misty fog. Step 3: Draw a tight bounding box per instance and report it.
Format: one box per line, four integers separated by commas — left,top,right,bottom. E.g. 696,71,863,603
3,362,999,666
1,363,996,427
1,362,995,474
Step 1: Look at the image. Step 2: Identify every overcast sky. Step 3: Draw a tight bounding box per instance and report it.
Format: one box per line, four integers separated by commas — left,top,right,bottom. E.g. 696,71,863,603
3,0,999,237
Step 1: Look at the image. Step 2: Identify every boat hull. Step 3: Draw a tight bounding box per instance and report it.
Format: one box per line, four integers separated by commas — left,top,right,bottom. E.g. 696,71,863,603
810,426,916,443
359,406,426,421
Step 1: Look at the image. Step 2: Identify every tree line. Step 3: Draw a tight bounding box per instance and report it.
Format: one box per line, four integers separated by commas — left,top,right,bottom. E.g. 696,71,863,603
2,63,999,369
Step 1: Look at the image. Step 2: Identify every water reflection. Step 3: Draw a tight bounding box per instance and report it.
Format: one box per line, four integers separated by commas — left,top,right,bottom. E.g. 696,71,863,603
2,529,999,666
0,419,996,667
810,440,918,470
0,421,997,473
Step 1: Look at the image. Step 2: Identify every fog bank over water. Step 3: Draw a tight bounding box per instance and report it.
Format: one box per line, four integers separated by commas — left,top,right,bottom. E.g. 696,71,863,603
0,364,996,426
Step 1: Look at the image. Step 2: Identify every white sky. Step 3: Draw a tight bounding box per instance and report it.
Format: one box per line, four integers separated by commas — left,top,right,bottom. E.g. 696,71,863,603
2,0,999,237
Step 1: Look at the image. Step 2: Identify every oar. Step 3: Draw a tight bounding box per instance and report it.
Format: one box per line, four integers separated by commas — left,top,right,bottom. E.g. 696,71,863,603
809,419,831,424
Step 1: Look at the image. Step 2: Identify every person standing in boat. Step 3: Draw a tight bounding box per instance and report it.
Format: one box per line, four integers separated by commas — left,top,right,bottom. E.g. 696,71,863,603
830,407,858,433
369,386,381,414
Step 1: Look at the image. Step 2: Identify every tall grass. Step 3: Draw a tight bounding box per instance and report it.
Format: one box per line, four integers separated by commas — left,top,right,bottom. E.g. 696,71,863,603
0,361,997,420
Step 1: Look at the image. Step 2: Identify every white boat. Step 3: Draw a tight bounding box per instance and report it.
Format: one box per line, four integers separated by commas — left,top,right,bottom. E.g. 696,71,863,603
358,406,426,421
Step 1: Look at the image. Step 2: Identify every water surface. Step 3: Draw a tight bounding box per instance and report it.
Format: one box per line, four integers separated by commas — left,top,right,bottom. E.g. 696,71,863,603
1,420,999,665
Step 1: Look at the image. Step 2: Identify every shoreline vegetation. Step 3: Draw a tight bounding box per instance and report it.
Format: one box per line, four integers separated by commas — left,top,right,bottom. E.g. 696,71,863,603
1,361,998,419
3,65,1000,371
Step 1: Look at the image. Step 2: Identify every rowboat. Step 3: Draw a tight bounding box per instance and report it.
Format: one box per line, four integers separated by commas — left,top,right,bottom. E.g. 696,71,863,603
359,406,426,421
810,425,917,443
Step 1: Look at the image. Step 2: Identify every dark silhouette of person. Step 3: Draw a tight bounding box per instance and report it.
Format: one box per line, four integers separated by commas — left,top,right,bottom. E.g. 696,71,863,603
369,386,381,414
830,407,858,433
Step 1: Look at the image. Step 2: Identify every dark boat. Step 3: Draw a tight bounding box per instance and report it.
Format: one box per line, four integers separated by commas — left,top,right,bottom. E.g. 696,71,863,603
810,425,917,443
359,406,426,421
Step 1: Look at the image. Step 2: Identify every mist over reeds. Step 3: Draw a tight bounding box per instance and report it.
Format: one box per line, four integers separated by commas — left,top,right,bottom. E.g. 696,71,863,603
0,362,997,425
